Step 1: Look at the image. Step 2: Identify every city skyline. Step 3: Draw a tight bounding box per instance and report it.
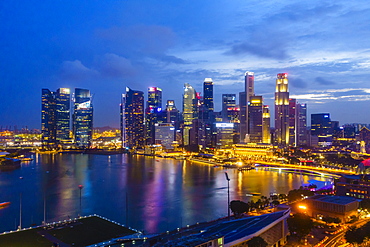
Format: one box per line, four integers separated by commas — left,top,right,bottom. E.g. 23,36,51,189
1,1,370,129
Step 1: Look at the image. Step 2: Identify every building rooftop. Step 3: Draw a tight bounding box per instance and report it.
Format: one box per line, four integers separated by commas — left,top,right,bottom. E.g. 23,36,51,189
309,195,359,205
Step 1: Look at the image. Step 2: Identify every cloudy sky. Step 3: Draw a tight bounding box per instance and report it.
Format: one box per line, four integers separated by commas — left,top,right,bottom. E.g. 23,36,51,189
1,0,370,129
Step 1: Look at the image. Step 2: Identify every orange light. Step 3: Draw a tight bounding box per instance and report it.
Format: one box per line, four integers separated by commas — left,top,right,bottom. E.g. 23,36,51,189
298,205,307,210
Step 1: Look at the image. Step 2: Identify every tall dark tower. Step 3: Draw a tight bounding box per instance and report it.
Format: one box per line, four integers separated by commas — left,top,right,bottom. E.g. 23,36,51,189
240,71,254,143
121,87,145,149
41,89,57,148
274,73,289,146
73,88,93,148
249,96,263,143
55,88,71,142
145,87,162,145
203,78,214,122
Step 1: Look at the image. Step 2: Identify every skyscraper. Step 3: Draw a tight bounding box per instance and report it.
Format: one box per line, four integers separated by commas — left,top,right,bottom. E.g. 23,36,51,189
73,88,93,148
145,87,162,145
41,89,57,148
297,103,307,146
183,83,196,146
249,96,263,143
274,73,289,146
222,94,236,121
203,78,214,121
311,113,332,147
121,87,145,149
55,88,71,142
240,71,254,143
288,98,297,146
41,88,71,148
262,105,271,144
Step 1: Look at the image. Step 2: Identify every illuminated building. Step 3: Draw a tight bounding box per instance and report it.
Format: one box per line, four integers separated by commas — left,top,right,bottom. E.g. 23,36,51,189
336,174,370,199
41,89,57,148
73,88,93,148
262,105,271,144
203,78,214,121
249,96,263,143
215,123,235,149
145,87,162,145
359,127,370,153
55,88,71,142
221,94,236,122
165,100,180,127
274,73,289,146
297,103,307,146
183,83,196,146
240,72,255,143
311,113,332,147
232,143,275,158
155,123,175,149
288,99,297,146
41,88,71,148
121,87,144,149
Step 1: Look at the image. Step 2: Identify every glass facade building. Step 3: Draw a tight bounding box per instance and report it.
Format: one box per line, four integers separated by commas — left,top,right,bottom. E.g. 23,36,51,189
274,73,289,146
73,88,93,148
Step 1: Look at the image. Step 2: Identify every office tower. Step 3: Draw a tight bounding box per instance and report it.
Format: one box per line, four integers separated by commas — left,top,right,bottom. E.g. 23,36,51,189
274,73,289,146
296,103,307,146
72,88,93,148
311,113,333,147
239,72,255,143
145,87,162,145
41,88,71,148
183,83,196,146
222,94,236,121
41,89,57,148
55,88,71,142
155,123,175,149
203,78,214,148
288,99,297,146
263,105,271,144
249,96,263,143
215,123,235,148
121,87,145,149
165,100,180,127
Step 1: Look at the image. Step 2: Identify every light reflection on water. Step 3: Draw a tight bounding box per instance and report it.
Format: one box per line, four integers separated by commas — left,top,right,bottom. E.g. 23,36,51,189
0,153,332,234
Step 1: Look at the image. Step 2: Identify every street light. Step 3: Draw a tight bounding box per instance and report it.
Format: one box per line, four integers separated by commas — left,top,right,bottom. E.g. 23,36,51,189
19,176,23,230
225,172,230,220
78,185,83,217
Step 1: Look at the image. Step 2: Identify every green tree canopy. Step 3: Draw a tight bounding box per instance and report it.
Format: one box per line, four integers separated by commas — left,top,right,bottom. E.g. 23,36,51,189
287,213,313,238
247,236,268,247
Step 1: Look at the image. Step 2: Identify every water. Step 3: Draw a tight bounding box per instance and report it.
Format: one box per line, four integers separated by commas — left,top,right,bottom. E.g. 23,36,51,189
0,153,332,234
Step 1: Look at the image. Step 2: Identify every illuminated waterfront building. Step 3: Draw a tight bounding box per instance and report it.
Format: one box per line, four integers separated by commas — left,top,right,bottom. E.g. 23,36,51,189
288,99,307,147
203,78,214,121
311,113,332,147
41,89,57,148
55,88,71,142
221,94,236,122
145,87,162,145
120,87,145,149
41,88,71,148
249,96,263,143
73,88,93,148
155,123,175,150
240,72,255,143
182,83,196,146
215,123,235,149
274,73,289,146
165,100,180,127
263,105,271,144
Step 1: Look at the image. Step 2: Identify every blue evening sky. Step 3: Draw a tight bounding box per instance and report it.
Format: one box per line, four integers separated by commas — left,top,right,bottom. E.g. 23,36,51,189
1,1,370,129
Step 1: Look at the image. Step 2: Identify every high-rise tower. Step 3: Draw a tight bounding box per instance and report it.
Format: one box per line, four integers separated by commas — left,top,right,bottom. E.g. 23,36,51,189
249,96,263,143
56,88,71,142
121,87,145,149
222,94,236,121
240,71,254,143
274,73,289,146
203,78,214,121
262,105,271,143
73,88,93,148
145,87,162,145
183,83,196,146
41,89,57,148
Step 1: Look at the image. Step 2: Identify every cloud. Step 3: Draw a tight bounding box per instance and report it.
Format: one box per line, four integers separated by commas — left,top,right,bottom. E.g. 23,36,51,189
315,77,336,85
289,77,308,89
60,60,97,81
99,53,136,78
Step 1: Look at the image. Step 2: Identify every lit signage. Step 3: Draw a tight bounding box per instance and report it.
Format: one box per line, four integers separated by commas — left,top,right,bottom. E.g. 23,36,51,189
77,101,91,109
215,123,234,128
324,115,329,118
60,88,70,94
149,87,156,92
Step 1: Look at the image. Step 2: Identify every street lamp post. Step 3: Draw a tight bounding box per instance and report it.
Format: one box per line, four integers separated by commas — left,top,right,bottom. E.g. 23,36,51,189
19,176,23,230
78,185,83,217
225,172,230,220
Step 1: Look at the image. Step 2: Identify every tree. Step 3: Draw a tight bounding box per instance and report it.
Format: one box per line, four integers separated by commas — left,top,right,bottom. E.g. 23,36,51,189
230,200,249,217
287,213,314,238
247,236,268,247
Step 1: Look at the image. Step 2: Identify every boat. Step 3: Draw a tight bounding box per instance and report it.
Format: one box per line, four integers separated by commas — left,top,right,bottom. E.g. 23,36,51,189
0,202,10,208
20,157,33,161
